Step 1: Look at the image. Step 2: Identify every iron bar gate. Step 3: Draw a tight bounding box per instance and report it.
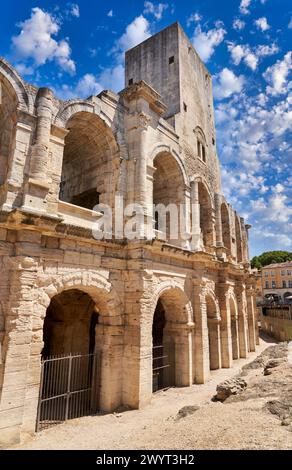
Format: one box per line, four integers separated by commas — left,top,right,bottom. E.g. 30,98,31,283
36,353,101,431
152,344,172,392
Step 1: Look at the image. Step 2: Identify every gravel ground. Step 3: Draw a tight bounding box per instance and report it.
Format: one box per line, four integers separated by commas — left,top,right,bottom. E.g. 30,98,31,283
9,337,292,450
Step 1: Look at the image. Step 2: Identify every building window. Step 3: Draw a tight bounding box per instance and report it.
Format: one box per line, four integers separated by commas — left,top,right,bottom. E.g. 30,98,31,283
265,281,269,289
212,138,215,145
183,102,187,112
197,140,206,163
271,281,276,288
281,270,285,276
202,145,206,162
264,271,269,277
287,270,292,276
169,56,174,64
289,281,292,288
128,78,133,85
271,271,275,277
283,281,287,288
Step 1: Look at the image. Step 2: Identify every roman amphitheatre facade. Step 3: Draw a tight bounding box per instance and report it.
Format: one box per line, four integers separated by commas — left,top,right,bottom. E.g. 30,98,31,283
0,23,258,446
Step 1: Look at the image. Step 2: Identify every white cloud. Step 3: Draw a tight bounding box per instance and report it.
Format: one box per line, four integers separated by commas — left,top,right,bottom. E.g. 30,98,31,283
117,15,151,53
227,43,258,71
239,0,252,15
288,18,292,29
254,17,270,32
213,68,245,100
143,2,168,20
69,3,80,18
227,41,279,71
233,18,246,31
263,52,292,95
187,13,202,27
192,22,226,62
107,10,113,18
273,183,285,193
12,7,76,75
256,44,279,57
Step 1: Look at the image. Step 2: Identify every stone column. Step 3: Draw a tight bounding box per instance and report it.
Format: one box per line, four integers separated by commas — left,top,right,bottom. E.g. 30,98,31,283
218,284,233,368
95,323,124,412
30,88,54,182
246,287,257,352
2,113,35,211
215,193,223,247
193,283,210,383
236,285,249,358
190,180,202,251
207,318,221,370
0,256,37,447
164,322,194,387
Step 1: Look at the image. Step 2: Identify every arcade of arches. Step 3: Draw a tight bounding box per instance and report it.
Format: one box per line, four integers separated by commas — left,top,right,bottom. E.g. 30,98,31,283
0,59,257,447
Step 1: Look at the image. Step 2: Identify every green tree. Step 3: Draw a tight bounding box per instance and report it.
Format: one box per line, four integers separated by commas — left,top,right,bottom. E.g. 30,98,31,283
251,251,292,269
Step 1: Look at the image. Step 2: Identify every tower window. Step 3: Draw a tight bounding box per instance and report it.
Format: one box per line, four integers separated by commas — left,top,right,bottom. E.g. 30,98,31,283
169,56,174,64
183,102,187,112
128,78,133,86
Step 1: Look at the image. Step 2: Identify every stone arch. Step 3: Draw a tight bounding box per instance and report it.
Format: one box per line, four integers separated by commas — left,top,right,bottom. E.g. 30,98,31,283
23,271,124,432
150,280,193,391
152,149,189,243
54,99,114,129
37,272,123,323
235,214,243,263
221,201,231,254
204,289,221,371
150,144,189,187
59,110,119,209
197,180,214,250
0,58,32,113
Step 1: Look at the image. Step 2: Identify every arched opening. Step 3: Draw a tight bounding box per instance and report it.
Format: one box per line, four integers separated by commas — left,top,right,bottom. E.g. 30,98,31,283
42,289,99,357
206,295,221,371
0,75,18,205
230,297,239,360
59,112,117,210
152,288,191,392
221,203,231,255
153,152,185,243
198,182,213,250
235,216,243,263
38,289,101,429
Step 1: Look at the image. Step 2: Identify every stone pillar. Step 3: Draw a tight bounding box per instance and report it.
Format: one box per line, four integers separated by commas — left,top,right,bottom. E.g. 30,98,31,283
22,88,54,214
236,285,249,358
0,257,37,447
95,323,124,412
30,88,54,182
193,283,210,383
2,114,35,211
215,193,223,247
190,180,202,251
246,287,257,352
218,285,233,368
165,322,194,387
207,318,221,370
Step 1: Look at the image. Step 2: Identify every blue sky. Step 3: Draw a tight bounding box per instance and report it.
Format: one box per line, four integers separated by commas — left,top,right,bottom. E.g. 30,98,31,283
0,0,291,257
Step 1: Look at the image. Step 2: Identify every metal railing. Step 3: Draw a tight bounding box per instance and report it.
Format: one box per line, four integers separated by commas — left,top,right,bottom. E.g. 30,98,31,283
36,352,101,431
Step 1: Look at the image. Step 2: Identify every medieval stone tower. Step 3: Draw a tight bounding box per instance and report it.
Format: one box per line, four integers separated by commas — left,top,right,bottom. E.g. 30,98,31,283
0,23,258,446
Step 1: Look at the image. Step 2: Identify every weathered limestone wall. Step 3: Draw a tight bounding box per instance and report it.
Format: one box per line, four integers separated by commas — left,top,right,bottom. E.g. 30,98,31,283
0,22,256,447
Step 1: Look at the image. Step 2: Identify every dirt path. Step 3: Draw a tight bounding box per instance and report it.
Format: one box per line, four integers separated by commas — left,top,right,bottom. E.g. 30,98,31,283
10,337,292,450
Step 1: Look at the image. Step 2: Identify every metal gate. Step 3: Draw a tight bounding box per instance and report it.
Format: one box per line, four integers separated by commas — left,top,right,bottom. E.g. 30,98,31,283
152,344,172,392
36,353,101,431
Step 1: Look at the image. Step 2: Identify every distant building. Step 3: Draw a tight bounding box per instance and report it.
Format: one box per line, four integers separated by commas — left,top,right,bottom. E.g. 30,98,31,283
261,262,292,304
